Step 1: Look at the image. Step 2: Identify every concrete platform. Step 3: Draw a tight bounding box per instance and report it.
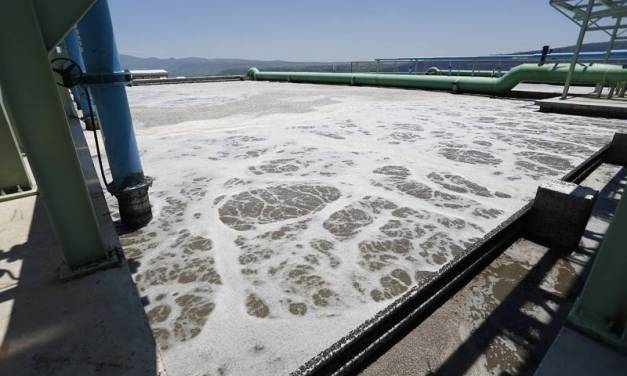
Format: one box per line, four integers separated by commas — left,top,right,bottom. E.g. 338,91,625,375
361,164,627,375
511,83,595,99
0,118,160,375
537,96,627,119
535,327,627,376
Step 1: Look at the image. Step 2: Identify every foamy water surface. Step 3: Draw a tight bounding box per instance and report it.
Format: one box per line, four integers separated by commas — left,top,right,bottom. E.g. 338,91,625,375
92,81,626,375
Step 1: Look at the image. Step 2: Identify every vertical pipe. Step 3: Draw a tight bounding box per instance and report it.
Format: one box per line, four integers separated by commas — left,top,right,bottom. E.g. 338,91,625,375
562,0,595,100
64,28,99,129
78,0,152,228
51,44,80,120
0,0,111,269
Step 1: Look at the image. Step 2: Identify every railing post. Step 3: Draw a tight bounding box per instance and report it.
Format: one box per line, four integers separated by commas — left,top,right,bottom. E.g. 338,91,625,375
596,16,622,98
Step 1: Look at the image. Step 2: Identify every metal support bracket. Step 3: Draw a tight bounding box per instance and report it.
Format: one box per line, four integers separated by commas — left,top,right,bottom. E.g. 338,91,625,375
569,192,627,352
83,70,132,86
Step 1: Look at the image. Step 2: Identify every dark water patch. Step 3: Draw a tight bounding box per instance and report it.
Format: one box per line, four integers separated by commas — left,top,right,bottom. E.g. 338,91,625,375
219,184,341,231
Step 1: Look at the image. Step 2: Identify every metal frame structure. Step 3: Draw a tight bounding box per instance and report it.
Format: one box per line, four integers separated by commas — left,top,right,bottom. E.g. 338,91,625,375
0,0,118,273
0,94,31,199
550,0,627,98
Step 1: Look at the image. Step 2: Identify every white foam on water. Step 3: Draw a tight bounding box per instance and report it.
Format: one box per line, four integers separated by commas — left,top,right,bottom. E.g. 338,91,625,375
88,81,627,376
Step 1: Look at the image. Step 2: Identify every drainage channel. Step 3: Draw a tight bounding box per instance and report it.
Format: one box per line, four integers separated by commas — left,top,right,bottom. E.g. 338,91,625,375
292,144,610,376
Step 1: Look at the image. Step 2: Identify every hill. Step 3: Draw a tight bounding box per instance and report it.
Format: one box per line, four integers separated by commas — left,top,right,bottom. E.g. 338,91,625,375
120,55,349,76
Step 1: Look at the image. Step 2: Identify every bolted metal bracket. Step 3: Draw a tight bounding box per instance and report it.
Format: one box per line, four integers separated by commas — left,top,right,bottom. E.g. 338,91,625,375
568,193,627,353
82,70,133,86
58,246,122,281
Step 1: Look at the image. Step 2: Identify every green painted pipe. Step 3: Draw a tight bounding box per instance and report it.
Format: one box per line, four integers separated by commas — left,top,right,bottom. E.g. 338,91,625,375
248,63,627,95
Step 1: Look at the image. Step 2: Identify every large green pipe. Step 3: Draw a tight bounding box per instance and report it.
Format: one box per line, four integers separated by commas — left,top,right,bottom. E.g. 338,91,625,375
248,63,627,95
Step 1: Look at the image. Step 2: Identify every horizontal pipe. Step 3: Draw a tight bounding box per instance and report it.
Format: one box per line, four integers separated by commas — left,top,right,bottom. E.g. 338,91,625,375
131,75,243,86
248,63,627,95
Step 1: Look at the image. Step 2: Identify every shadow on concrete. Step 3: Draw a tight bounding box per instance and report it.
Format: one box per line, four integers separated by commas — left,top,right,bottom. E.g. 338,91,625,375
430,247,587,376
429,167,627,376
0,196,158,376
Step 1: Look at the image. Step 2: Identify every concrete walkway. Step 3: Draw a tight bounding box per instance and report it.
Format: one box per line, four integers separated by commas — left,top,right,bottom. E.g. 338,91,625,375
537,96,627,119
0,118,160,375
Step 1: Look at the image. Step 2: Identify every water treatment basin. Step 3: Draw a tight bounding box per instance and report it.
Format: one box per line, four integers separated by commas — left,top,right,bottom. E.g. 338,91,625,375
89,81,627,375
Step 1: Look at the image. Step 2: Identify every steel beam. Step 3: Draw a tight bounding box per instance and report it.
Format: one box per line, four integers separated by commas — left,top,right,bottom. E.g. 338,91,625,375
597,17,623,96
33,0,96,52
63,28,100,130
587,6,627,19
0,0,113,270
0,95,31,195
561,0,595,100
569,191,627,351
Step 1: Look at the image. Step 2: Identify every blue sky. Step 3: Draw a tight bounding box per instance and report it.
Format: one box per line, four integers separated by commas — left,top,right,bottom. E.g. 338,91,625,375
108,0,606,61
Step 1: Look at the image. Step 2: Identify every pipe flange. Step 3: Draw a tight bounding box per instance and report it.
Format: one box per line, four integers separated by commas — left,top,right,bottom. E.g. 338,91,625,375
109,177,153,229
451,80,461,93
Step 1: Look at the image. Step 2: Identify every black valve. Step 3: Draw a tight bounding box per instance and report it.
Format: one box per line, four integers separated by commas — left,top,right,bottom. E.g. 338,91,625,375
540,45,552,65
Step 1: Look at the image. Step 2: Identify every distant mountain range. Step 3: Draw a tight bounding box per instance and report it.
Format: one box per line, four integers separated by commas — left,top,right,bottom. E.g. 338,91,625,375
120,55,350,76
120,41,627,77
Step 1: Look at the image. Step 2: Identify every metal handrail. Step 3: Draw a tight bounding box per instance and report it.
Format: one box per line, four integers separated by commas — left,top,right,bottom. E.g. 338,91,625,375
349,49,627,74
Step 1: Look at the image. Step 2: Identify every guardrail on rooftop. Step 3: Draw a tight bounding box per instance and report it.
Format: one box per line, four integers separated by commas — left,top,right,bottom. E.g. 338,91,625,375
350,49,627,75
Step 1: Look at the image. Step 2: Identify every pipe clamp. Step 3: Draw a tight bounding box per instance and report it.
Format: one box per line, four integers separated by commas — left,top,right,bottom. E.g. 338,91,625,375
83,70,132,86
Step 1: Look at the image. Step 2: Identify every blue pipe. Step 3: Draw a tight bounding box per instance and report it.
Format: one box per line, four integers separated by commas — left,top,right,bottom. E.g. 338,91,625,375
77,0,152,228
63,28,96,120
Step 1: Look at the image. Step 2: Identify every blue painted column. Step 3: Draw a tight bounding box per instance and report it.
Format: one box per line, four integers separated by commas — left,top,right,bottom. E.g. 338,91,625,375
63,28,99,130
77,0,152,228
